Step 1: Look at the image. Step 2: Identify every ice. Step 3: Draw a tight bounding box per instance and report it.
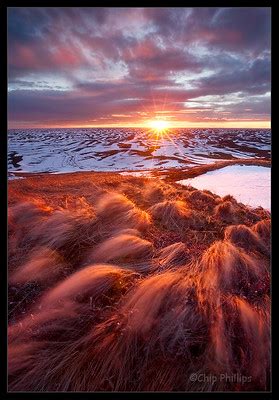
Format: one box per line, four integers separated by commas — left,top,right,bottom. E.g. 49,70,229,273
8,128,270,176
177,165,271,210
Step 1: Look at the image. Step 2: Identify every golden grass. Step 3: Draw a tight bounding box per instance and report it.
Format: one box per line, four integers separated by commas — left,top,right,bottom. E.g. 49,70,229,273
85,234,154,272
8,171,270,391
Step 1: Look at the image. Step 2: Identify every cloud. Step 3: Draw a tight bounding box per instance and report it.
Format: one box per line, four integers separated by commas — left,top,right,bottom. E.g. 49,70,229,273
186,57,271,98
7,7,271,127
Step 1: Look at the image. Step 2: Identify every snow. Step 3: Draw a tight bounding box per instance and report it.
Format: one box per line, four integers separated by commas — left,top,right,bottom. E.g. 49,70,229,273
8,128,270,178
177,165,271,210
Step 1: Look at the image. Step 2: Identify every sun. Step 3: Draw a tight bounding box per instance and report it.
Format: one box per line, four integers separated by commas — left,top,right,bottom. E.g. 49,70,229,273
148,119,170,132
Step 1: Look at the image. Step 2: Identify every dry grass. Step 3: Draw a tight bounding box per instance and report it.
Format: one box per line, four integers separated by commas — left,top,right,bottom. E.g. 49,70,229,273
187,189,219,210
149,199,202,231
224,224,269,256
85,233,154,271
8,171,270,392
252,219,271,245
214,200,237,223
197,240,269,300
9,247,67,285
95,191,151,232
156,242,190,271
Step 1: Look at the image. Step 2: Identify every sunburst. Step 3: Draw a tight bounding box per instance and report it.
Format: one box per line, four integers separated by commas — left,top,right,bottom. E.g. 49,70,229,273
148,119,170,133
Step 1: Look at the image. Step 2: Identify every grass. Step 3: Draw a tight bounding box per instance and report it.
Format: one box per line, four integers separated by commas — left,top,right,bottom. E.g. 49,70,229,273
8,171,270,391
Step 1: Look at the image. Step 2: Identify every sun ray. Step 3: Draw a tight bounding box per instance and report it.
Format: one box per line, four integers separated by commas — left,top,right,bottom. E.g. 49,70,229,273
148,120,170,132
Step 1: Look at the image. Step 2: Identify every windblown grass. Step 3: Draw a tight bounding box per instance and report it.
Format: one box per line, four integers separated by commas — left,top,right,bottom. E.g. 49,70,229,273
86,233,154,269
8,172,271,392
149,199,202,231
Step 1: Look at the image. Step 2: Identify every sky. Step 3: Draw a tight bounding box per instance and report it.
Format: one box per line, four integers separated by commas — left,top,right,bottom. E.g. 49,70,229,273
8,7,271,129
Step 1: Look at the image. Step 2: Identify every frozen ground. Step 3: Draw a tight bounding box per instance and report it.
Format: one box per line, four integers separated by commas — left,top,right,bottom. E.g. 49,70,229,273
8,128,270,175
178,165,271,210
8,128,271,209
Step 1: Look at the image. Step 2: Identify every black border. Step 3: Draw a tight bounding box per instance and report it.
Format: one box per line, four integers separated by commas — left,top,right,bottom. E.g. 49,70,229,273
1,2,273,399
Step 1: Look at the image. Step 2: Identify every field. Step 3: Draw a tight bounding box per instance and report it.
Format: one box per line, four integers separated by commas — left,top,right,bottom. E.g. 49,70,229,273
8,171,271,391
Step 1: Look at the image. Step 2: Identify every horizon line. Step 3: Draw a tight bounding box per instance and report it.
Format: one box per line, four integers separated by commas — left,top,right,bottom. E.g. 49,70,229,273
8,122,271,130
8,127,271,130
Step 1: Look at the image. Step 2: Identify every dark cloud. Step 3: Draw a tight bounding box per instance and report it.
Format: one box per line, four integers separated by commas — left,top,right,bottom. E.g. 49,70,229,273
8,7,271,127
188,57,271,98
210,8,271,54
8,8,49,43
